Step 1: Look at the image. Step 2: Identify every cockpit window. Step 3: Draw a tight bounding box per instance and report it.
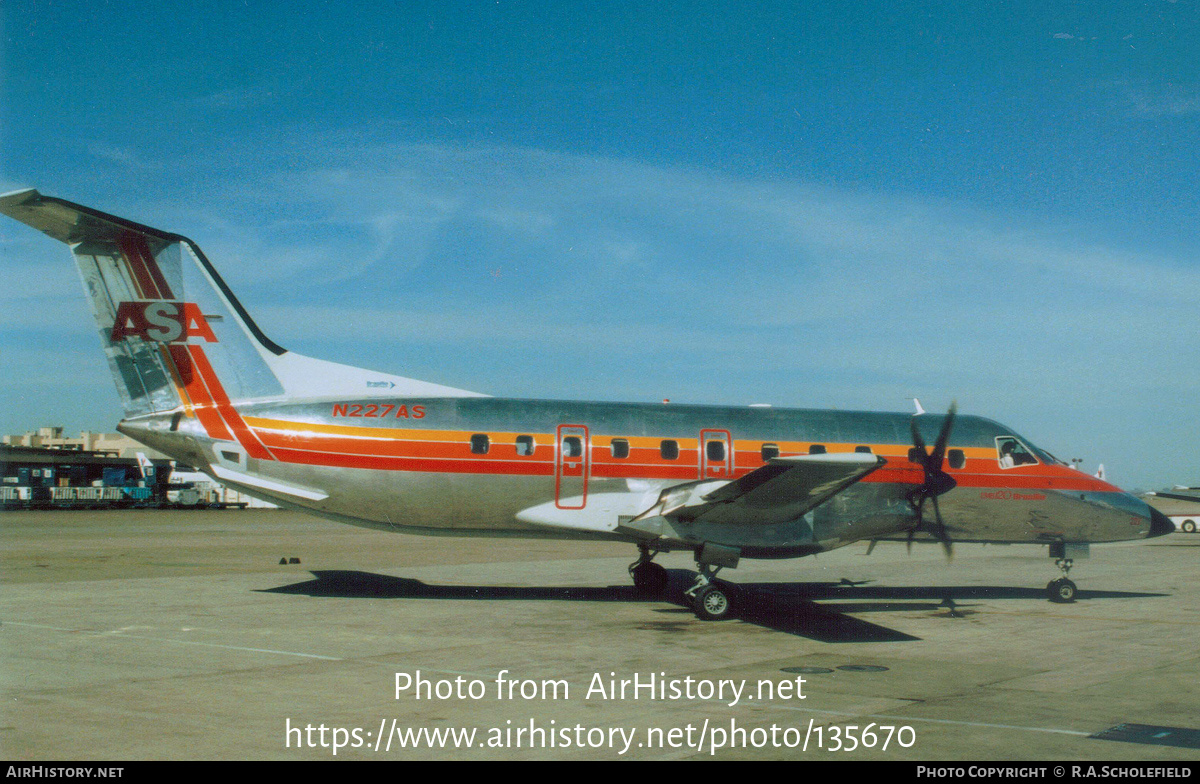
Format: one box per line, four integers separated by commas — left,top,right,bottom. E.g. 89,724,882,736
996,436,1038,468
1039,449,1069,467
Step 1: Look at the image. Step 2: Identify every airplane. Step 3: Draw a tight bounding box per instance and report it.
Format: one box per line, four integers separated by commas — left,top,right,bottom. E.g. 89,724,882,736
0,188,1174,620
1142,487,1200,534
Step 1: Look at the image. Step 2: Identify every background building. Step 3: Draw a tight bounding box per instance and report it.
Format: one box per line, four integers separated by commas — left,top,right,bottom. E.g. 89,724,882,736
2,427,169,459
1,427,276,509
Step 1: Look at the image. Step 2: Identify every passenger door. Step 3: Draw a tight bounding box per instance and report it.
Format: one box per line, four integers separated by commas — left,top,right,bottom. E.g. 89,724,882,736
555,424,590,509
700,429,733,479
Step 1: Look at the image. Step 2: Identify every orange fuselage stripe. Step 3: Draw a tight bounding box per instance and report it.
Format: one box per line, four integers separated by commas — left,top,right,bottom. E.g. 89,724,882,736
167,345,233,440
239,416,1114,492
186,346,273,460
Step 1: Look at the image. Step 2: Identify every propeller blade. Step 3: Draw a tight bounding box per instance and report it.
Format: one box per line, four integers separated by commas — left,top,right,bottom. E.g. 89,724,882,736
908,402,959,560
931,495,954,560
910,416,927,457
928,401,957,468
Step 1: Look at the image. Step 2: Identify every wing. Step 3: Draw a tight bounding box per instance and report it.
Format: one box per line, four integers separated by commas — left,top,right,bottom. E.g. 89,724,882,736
1150,491,1200,503
620,452,884,536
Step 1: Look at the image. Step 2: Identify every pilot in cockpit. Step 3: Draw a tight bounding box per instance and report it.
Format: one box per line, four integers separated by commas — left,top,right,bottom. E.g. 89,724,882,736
999,440,1016,468
998,437,1036,468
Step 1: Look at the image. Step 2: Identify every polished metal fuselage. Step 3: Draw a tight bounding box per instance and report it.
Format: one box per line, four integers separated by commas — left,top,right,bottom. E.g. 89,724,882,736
120,395,1162,559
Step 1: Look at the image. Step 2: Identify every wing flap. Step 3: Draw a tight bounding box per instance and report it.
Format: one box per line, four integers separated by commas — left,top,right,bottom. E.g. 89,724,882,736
630,452,885,528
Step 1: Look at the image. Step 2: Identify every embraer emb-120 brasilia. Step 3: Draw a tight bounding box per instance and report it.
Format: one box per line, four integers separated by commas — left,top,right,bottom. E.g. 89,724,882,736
1,189,1172,620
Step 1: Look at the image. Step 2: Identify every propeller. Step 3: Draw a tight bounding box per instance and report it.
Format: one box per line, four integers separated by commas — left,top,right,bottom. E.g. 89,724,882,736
906,402,958,559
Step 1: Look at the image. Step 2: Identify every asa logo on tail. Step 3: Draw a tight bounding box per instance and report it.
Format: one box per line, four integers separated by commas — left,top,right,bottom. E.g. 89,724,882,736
110,301,218,344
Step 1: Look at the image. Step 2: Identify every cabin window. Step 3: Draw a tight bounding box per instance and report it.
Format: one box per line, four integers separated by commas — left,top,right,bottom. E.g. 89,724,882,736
761,443,779,461
470,434,490,454
996,437,1037,468
515,435,535,456
660,440,679,460
948,449,965,469
610,438,630,459
562,436,583,458
855,445,872,454
706,440,726,461
809,444,826,454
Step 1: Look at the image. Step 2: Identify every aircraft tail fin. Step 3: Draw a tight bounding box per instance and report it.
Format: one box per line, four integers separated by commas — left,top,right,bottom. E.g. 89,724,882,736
0,189,483,420
135,452,154,479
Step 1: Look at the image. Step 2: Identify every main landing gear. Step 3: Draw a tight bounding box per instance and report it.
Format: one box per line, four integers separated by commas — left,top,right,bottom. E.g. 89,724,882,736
1047,558,1077,603
685,565,734,621
629,544,669,597
629,543,740,621
682,543,742,620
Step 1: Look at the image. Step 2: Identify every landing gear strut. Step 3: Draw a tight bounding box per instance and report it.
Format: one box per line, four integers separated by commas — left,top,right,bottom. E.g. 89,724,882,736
683,543,741,620
1047,558,1077,603
685,563,733,621
1045,542,1088,603
629,544,669,596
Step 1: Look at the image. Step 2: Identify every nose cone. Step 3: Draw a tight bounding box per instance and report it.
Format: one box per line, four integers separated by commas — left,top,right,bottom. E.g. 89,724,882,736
1148,507,1175,538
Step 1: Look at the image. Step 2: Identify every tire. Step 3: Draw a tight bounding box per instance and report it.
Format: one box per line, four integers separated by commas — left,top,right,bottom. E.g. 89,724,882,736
631,562,669,596
1048,578,1077,603
1182,520,1196,533
692,585,733,621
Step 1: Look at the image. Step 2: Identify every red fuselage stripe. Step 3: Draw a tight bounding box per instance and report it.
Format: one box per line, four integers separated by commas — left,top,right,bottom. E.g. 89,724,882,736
185,346,274,459
167,345,234,440
248,427,1111,491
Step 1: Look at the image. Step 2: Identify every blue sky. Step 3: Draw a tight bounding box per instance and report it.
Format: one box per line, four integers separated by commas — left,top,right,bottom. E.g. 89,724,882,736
1,1,1197,490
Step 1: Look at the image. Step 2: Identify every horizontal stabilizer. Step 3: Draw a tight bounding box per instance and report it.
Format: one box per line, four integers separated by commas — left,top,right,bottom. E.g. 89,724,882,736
209,465,329,502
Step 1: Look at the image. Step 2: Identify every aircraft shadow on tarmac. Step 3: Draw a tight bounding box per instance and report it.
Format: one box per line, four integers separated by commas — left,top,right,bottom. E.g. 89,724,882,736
261,569,1168,644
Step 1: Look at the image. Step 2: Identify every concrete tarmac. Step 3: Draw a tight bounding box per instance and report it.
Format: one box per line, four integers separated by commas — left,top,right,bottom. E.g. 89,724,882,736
2,509,1198,761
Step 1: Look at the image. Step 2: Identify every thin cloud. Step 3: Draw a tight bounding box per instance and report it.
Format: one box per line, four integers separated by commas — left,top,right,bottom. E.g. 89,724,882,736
1108,79,1200,118
85,142,163,172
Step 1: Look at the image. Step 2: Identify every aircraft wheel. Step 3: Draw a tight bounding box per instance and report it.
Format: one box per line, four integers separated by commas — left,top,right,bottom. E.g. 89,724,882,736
692,585,733,621
1047,578,1077,603
631,562,669,596
1182,520,1196,533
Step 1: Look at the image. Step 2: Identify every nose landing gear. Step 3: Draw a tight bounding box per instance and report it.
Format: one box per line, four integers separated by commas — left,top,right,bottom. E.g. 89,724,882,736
1045,542,1088,603
1047,558,1077,603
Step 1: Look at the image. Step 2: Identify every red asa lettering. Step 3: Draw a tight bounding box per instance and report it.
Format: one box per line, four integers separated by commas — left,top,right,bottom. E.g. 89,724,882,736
181,303,218,343
109,301,218,344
